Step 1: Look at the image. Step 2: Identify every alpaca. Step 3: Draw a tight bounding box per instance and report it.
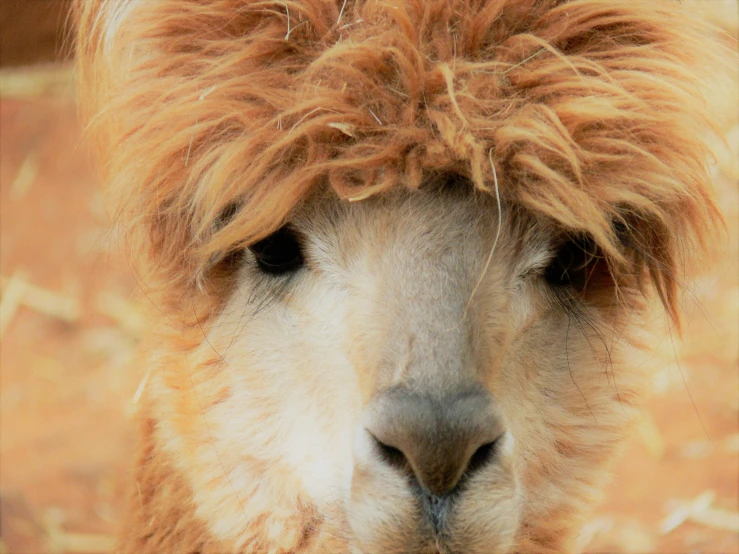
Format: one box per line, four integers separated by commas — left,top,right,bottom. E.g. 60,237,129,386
74,0,729,552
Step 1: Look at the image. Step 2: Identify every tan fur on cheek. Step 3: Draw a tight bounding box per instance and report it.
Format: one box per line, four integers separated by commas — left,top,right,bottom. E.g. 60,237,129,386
151,275,367,553
144,335,339,553
499,313,650,553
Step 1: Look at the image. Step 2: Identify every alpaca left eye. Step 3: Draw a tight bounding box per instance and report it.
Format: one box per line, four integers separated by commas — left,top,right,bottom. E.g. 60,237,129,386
248,227,304,275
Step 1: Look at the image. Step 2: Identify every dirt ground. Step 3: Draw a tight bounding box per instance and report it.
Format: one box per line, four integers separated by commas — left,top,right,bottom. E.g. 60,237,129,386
1,4,737,553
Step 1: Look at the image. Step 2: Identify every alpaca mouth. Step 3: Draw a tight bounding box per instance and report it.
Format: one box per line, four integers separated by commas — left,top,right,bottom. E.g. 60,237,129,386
419,490,456,536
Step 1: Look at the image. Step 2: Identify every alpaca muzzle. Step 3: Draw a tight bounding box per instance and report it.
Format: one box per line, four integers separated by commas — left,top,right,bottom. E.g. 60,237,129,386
365,384,505,498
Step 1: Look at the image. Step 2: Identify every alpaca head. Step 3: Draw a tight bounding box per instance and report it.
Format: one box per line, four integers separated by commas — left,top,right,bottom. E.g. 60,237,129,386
75,0,728,552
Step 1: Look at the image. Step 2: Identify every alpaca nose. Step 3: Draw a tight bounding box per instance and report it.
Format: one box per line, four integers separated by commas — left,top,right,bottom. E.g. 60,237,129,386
365,385,505,496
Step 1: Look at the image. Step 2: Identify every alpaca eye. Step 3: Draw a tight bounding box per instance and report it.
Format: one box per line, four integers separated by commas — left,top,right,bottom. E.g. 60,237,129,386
248,227,304,275
544,235,598,291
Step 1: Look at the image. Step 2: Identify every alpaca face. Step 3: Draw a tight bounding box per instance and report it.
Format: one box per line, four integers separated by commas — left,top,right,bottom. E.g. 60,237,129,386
153,183,644,553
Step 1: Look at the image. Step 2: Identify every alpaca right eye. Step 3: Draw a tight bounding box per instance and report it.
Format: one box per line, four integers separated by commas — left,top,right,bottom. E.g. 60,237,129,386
248,227,304,275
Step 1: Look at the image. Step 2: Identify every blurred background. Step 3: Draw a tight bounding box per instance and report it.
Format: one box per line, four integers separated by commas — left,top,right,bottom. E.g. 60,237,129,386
0,1,737,553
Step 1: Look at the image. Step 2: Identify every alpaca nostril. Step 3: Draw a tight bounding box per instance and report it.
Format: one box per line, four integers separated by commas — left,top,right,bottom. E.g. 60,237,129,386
464,439,498,478
370,434,411,473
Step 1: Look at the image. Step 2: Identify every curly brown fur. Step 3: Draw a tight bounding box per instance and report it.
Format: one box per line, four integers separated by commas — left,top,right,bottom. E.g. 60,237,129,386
75,0,727,316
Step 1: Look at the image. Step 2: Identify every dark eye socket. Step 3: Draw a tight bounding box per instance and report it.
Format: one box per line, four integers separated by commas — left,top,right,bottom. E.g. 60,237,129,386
248,226,304,275
544,235,600,291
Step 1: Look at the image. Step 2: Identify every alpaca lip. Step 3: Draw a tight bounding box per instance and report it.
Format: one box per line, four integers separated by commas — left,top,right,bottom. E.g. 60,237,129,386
418,490,456,535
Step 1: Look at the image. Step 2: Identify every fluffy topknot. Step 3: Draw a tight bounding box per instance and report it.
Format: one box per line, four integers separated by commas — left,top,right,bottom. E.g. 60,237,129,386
75,0,728,320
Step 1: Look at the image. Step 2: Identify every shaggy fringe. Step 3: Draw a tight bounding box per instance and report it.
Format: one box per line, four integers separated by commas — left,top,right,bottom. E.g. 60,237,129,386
75,0,732,322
